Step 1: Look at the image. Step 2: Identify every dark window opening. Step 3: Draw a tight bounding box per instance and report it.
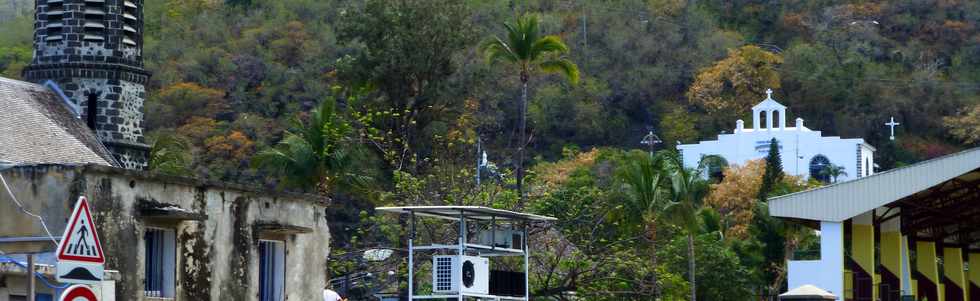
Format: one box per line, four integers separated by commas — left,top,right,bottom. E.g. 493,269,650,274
700,155,729,182
809,155,831,183
86,93,98,130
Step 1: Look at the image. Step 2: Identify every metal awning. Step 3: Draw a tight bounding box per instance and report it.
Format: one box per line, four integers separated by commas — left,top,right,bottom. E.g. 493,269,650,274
770,147,980,222
376,206,556,222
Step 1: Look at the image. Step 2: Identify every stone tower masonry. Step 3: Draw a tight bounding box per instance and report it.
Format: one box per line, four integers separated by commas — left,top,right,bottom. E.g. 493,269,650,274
23,0,150,169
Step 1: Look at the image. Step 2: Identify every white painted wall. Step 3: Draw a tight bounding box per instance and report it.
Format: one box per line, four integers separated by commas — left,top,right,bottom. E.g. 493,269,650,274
678,119,873,182
787,221,844,299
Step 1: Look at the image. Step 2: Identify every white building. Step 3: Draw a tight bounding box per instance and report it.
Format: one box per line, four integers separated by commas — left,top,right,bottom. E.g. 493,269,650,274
676,89,875,182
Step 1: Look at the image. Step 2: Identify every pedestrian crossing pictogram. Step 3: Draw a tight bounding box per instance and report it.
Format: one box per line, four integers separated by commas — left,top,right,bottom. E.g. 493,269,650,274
57,197,105,264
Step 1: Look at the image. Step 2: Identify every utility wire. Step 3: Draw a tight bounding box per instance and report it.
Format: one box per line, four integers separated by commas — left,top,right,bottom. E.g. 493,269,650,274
0,171,60,247
0,255,71,289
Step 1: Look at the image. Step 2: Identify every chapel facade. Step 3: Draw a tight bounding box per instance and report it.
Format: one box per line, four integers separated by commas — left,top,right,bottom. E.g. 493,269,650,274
677,89,876,183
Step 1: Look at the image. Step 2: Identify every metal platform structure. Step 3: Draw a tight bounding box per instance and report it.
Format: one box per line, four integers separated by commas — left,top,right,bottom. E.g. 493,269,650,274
376,206,556,301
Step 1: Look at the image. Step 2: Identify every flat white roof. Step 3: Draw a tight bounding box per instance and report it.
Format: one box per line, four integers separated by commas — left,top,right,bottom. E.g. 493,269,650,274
769,146,980,222
375,206,557,222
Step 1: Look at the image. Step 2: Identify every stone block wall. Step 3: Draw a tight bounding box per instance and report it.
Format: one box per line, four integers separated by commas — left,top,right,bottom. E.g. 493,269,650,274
25,0,150,169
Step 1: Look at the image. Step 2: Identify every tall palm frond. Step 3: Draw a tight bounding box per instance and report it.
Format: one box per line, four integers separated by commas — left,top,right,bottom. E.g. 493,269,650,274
480,13,581,204
148,134,191,175
253,99,356,193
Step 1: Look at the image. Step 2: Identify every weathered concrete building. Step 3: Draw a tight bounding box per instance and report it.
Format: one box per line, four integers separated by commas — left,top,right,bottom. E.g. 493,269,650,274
0,165,331,300
0,0,333,300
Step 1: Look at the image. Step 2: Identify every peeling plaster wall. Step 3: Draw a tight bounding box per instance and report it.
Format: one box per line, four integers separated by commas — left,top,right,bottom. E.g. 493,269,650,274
0,165,331,301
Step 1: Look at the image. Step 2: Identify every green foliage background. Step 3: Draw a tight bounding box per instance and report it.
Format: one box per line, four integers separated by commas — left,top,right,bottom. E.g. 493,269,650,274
2,0,979,299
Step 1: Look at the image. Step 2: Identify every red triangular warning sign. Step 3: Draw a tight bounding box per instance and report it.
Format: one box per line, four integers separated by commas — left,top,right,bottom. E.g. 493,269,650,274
57,197,105,264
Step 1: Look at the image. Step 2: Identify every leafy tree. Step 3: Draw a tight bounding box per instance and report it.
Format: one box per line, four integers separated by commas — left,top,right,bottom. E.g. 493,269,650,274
945,103,980,145
658,104,702,147
253,98,356,194
480,13,580,204
337,0,474,171
659,232,753,300
687,45,782,130
145,82,228,130
529,79,626,157
759,138,784,201
705,160,765,239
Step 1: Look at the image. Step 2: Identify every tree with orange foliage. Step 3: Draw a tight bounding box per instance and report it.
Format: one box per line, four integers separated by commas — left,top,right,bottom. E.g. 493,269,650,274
687,45,782,124
705,159,765,239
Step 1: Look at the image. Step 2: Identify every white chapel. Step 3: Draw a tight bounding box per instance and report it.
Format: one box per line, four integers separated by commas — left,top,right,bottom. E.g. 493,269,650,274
676,89,876,182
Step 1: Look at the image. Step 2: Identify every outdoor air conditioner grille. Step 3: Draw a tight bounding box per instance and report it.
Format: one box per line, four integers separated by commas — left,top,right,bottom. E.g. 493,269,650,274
434,257,454,292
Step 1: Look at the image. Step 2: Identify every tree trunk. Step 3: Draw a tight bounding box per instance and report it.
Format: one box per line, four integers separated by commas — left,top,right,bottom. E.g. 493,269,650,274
647,219,660,297
517,79,528,205
688,233,696,301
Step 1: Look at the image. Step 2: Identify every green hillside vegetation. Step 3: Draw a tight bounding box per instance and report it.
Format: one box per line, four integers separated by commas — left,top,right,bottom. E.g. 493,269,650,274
1,0,979,299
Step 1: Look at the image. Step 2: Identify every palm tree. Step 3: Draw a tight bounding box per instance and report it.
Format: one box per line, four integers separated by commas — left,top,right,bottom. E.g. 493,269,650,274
148,134,191,175
619,153,665,294
480,13,580,204
820,164,847,183
659,151,709,301
253,98,356,194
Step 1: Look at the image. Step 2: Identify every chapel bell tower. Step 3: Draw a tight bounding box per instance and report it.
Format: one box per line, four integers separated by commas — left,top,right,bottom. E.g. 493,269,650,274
23,0,150,169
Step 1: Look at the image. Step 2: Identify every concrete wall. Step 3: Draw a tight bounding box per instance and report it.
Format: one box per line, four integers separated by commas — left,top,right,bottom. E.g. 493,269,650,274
0,164,331,300
787,221,844,298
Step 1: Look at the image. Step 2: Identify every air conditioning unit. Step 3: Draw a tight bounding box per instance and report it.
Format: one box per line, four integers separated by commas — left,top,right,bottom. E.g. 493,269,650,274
432,255,489,295
478,229,524,250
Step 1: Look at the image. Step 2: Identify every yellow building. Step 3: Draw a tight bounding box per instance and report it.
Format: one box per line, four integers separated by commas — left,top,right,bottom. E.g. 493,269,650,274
770,147,980,301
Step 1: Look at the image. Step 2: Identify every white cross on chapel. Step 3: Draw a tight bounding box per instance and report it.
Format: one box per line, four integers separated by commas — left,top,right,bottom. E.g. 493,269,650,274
885,117,900,140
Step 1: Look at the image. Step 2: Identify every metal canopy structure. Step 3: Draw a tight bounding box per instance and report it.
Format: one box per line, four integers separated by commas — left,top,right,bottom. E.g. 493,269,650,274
770,146,980,222
893,167,980,247
771,146,980,246
376,206,556,301
768,147,980,301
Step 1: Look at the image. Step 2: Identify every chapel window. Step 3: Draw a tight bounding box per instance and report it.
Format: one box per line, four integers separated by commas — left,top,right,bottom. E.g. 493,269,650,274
809,155,831,183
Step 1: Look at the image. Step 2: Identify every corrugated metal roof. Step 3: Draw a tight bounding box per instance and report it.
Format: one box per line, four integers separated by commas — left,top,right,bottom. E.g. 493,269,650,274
0,77,116,166
769,146,980,222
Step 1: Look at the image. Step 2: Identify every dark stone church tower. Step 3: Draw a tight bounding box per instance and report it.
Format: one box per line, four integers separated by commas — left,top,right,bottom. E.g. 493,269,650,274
23,0,150,169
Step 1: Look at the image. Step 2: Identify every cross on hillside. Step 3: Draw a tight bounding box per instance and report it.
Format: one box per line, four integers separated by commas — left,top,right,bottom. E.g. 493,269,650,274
885,117,900,141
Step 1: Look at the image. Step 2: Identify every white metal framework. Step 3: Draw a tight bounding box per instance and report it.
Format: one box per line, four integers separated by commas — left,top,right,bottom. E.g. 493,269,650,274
376,206,556,301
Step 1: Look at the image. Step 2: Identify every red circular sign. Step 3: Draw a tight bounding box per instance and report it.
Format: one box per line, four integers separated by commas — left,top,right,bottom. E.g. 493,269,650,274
60,284,98,301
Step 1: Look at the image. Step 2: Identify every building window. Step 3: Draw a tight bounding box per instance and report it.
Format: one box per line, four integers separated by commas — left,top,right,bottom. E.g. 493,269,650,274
86,93,98,130
809,155,831,183
865,157,871,176
144,227,176,298
259,240,285,301
699,155,728,181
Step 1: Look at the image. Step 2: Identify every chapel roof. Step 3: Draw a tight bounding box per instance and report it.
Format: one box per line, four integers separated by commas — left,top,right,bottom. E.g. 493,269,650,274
752,88,786,110
0,76,117,167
